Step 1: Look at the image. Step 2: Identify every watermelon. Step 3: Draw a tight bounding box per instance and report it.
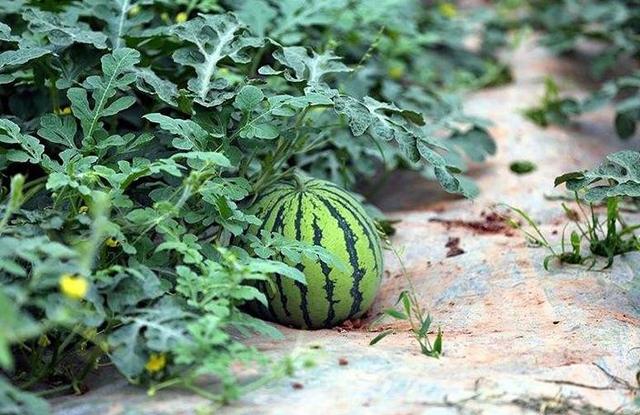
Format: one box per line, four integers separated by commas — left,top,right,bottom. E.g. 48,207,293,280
248,175,384,329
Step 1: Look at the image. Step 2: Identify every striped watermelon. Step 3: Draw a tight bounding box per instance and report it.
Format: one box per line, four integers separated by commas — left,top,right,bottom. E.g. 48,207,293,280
248,175,384,329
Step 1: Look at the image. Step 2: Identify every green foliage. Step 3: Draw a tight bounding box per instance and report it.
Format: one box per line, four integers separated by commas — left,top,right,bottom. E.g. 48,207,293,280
369,244,442,358
0,0,503,409
369,290,443,358
0,377,47,415
234,0,504,193
596,72,640,139
516,0,640,139
554,151,640,267
523,77,580,127
508,198,640,270
525,0,639,76
555,150,640,201
508,151,640,270
507,203,594,270
171,14,262,107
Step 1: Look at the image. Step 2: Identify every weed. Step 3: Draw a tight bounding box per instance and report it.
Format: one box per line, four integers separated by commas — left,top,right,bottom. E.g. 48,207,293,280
506,196,640,270
369,243,442,358
523,77,580,127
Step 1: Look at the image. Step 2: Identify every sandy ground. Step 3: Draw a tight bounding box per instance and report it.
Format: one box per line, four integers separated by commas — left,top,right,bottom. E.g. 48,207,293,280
52,39,640,415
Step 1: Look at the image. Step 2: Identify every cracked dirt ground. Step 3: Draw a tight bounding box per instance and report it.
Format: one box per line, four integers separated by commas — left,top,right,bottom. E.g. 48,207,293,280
52,39,640,415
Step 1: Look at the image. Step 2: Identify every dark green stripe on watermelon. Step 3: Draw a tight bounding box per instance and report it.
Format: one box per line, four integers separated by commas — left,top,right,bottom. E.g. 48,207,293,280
248,193,295,321
316,195,365,319
248,176,384,329
317,190,383,274
293,193,313,328
271,199,293,318
312,213,338,327
314,184,384,260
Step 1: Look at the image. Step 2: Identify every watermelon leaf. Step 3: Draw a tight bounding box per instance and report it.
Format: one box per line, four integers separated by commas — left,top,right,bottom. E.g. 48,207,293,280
230,312,284,340
108,296,193,378
258,47,351,86
234,85,265,112
133,68,179,107
22,7,108,49
77,0,155,49
0,119,44,164
250,259,307,285
244,231,349,273
234,0,348,44
171,14,263,107
554,150,640,202
68,48,141,148
144,114,212,151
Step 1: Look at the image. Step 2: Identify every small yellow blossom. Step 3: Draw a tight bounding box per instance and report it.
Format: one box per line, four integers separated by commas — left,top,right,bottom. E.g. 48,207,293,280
82,327,98,341
145,353,167,373
387,65,405,80
438,2,457,18
55,107,72,115
38,335,51,347
105,237,119,248
161,12,170,23
128,4,141,17
175,12,188,23
59,274,89,300
79,206,89,214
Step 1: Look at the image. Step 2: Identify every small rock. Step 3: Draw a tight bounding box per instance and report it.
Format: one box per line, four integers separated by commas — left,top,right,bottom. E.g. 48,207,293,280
445,237,465,257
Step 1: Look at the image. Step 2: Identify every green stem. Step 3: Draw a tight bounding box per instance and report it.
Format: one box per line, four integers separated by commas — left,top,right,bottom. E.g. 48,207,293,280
74,347,104,386
78,193,111,275
186,0,198,14
35,384,73,397
250,47,267,78
0,175,25,235
57,330,78,357
251,139,287,195
184,383,220,402
291,169,306,191
0,208,13,235
149,377,183,395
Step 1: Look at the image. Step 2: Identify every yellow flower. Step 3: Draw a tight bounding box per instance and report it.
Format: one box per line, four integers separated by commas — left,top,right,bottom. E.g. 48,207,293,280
161,12,170,23
128,4,141,16
438,2,457,18
55,107,72,115
175,12,188,23
59,274,89,300
82,327,98,341
387,65,405,80
145,353,166,373
38,335,51,347
79,206,89,214
105,237,119,248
